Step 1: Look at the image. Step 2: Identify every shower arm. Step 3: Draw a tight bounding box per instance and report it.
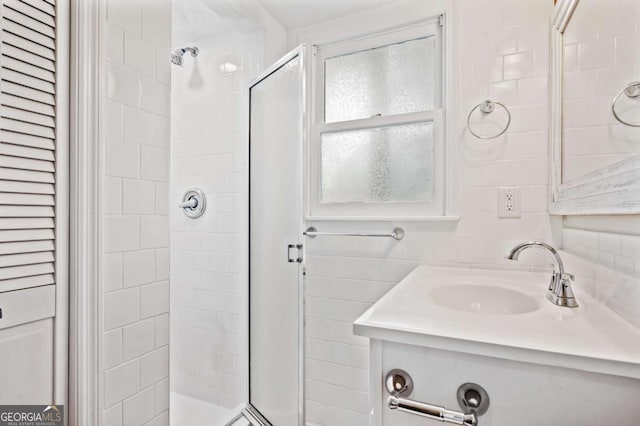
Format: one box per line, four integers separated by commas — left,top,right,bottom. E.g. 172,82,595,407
181,47,199,57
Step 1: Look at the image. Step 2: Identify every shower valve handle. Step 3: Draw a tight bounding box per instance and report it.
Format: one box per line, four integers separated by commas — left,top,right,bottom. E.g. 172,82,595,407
178,198,198,209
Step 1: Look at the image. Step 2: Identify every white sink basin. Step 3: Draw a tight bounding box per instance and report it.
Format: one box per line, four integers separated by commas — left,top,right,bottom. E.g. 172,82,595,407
354,265,640,379
429,284,539,315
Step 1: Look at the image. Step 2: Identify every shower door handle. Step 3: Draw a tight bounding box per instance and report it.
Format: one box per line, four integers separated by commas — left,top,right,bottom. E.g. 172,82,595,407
287,244,303,263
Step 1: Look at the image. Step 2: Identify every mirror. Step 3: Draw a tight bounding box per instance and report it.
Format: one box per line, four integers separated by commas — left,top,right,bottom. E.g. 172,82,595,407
550,0,640,214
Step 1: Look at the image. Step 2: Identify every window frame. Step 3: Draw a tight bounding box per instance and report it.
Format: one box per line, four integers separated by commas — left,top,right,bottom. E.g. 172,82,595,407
307,16,458,221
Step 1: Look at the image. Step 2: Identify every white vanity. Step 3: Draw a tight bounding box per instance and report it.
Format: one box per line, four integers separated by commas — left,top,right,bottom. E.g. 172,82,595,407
354,265,640,425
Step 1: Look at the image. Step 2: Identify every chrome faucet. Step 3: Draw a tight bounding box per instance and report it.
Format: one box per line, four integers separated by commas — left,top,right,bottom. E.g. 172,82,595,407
505,241,578,308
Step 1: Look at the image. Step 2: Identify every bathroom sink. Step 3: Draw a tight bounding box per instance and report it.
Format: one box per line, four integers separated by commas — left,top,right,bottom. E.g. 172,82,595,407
429,284,539,315
354,265,640,380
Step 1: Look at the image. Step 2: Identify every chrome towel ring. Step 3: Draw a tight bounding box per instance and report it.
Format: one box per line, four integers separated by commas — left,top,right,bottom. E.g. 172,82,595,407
612,81,640,127
467,99,511,139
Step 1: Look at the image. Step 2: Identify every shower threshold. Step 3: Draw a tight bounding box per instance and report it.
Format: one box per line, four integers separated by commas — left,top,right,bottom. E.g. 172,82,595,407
226,406,270,426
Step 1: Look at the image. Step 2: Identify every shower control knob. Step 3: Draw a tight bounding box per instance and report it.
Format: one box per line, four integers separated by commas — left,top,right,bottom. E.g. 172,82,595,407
179,188,206,218
179,197,198,209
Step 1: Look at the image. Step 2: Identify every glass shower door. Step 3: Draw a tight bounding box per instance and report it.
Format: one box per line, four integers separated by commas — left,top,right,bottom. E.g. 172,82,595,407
247,47,305,425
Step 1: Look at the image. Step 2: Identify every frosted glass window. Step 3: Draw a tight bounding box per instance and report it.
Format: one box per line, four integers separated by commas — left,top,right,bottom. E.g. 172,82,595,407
321,122,434,203
324,36,436,123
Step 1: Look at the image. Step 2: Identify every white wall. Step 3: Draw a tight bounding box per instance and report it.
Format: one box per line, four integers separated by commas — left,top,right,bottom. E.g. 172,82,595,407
291,0,559,424
169,30,257,408
100,0,172,425
168,0,287,411
557,0,640,280
561,0,640,181
91,0,637,424
563,216,640,277
234,0,288,64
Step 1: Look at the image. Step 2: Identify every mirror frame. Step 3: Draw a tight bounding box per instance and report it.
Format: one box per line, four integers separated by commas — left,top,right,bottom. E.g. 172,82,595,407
550,0,640,215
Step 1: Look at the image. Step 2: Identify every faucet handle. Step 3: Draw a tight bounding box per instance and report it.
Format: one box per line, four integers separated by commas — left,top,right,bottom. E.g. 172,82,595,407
562,273,575,281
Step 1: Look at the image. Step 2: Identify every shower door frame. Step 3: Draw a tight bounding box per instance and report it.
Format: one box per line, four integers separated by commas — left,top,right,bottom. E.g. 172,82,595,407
244,44,309,426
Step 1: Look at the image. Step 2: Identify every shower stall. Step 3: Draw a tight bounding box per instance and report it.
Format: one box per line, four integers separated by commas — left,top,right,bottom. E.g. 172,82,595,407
170,1,303,424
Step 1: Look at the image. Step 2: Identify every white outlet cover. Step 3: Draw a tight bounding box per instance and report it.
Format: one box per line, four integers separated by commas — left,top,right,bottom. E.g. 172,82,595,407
498,187,521,218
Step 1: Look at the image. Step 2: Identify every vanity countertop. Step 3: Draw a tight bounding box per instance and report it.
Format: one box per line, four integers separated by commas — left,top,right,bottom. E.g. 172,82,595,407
354,265,640,379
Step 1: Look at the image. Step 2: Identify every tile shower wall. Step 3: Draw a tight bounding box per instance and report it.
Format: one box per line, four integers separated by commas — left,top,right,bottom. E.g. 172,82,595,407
291,0,557,425
101,0,171,425
169,31,258,408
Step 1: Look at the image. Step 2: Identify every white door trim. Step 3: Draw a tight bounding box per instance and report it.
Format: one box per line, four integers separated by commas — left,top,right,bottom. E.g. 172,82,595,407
68,0,101,424
55,0,70,410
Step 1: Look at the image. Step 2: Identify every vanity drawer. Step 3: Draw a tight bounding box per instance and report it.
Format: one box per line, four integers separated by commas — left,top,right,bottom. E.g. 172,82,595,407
0,285,55,330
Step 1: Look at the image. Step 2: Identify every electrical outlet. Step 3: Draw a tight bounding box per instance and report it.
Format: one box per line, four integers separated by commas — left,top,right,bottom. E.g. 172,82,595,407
498,187,521,218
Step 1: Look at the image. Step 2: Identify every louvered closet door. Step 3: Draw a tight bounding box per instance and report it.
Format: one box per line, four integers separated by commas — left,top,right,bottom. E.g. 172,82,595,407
0,0,62,406
0,0,57,293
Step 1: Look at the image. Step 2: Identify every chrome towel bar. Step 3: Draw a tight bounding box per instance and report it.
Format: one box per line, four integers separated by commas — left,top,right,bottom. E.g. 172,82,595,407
303,226,405,241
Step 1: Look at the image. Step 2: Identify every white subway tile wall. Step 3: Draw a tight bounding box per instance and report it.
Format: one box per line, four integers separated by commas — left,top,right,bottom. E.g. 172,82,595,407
557,0,640,284
560,249,640,329
170,31,259,408
564,228,640,277
102,0,171,425
96,0,639,424
562,0,640,181
298,0,558,424
298,1,639,424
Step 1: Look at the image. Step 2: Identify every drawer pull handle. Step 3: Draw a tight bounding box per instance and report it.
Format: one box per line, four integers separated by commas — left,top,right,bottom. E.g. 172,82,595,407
388,395,477,426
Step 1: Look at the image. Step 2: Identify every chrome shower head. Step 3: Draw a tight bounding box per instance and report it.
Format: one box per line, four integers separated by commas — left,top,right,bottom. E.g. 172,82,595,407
171,46,199,66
